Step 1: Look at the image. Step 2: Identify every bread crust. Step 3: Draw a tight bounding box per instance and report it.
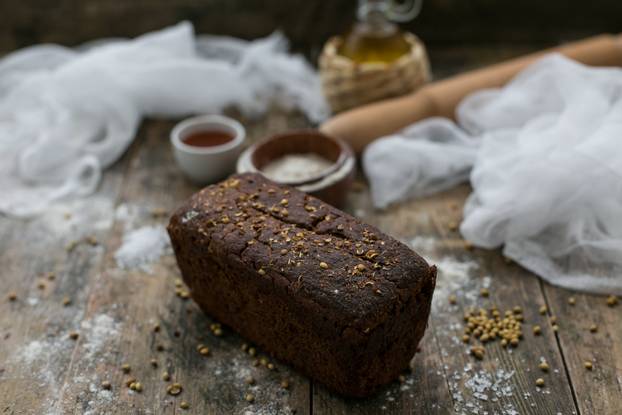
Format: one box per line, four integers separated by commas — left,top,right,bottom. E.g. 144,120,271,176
167,173,436,397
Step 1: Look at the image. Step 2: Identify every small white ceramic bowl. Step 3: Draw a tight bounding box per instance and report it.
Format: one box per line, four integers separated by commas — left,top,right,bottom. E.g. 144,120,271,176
170,114,246,184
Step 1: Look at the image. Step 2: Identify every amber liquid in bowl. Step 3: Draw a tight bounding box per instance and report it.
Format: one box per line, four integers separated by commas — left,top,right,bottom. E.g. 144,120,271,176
183,131,234,148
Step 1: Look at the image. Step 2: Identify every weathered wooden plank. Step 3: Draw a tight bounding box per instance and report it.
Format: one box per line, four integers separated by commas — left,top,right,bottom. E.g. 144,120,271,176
53,116,312,414
1,110,620,414
314,184,580,414
0,139,136,414
543,283,622,414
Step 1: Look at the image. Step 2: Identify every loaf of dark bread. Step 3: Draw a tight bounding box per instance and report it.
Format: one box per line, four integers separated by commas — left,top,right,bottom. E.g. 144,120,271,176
167,173,436,397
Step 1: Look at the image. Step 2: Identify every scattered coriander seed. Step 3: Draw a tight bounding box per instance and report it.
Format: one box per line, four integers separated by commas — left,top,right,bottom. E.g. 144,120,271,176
267,363,275,370
533,325,542,336
248,347,257,357
245,376,255,385
480,288,489,298
258,268,266,276
150,358,158,368
550,316,557,324
199,347,210,356
568,297,576,305
259,357,268,366
462,335,470,343
37,281,46,290
319,262,329,269
589,324,598,333
101,380,112,390
552,324,559,332
500,339,508,348
535,378,545,387
125,377,137,387
510,337,519,347
132,382,143,392
280,379,290,389
606,295,618,307
46,272,56,281
167,383,183,396
151,207,168,217
62,296,71,306
584,361,593,370
213,328,223,336
245,393,255,403
121,364,131,374
470,346,485,360
65,241,78,252
539,305,547,315
180,401,190,410
241,343,249,352
448,294,457,305
162,371,171,382
69,331,79,340
7,292,17,302
86,236,98,246
538,361,549,372
156,344,166,352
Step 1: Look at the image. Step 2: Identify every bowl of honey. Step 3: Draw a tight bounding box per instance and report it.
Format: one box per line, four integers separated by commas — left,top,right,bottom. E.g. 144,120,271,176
170,114,246,184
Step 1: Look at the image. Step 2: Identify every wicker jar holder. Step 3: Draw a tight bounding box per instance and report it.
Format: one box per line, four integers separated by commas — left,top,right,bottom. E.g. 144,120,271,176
319,33,431,114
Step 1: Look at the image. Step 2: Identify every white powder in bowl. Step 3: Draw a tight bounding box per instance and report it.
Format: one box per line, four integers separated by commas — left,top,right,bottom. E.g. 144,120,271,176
261,153,334,183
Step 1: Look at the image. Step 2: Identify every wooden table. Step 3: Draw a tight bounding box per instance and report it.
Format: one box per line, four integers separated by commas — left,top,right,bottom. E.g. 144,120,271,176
1,52,621,415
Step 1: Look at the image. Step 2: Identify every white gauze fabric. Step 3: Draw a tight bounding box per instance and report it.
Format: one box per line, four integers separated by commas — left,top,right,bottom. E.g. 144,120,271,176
0,22,328,216
364,54,622,294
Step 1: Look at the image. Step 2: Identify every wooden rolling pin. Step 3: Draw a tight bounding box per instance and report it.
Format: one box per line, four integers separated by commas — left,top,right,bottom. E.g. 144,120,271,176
320,34,622,153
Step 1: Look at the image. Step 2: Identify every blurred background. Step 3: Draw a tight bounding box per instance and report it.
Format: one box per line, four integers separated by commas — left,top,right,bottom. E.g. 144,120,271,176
2,0,621,68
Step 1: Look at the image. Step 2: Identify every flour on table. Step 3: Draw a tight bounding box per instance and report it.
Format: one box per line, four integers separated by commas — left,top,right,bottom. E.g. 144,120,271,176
81,314,120,359
16,340,50,365
114,203,142,230
114,225,171,271
408,236,438,256
431,256,479,310
407,236,481,310
450,364,518,414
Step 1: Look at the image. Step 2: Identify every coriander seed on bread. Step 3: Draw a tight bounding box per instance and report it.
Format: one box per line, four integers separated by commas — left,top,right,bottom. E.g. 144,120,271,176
167,173,436,397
